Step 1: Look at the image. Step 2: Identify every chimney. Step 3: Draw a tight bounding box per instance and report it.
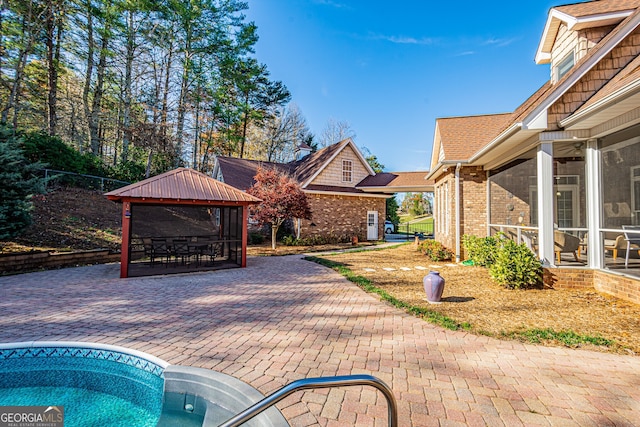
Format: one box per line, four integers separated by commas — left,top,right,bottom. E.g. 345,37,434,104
294,142,312,160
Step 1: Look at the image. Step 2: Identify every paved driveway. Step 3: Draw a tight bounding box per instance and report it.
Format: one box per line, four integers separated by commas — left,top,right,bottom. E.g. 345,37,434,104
1,256,639,426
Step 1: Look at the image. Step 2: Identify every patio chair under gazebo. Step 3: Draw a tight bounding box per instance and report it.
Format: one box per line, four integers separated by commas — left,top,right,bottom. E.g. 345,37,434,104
105,168,261,278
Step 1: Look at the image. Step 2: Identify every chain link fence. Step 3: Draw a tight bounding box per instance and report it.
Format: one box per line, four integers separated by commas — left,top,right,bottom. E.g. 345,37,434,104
43,169,130,192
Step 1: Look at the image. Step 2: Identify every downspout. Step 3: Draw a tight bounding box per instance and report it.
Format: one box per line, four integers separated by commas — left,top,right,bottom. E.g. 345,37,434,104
455,163,461,263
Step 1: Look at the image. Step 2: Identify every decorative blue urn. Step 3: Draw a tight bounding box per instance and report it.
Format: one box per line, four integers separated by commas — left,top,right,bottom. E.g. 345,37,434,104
423,271,445,303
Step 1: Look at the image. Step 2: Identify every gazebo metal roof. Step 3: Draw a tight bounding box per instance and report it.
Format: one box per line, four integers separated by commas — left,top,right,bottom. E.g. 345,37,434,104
105,167,261,204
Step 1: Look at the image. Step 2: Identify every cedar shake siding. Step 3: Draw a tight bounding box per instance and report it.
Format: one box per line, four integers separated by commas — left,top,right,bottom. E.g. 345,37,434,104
548,27,640,129
550,24,614,81
310,145,371,187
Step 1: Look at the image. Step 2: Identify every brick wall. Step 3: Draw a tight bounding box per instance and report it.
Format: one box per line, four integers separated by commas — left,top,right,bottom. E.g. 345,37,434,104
300,193,386,241
543,267,594,289
434,174,455,250
433,166,488,256
594,270,640,305
543,267,640,305
460,166,487,237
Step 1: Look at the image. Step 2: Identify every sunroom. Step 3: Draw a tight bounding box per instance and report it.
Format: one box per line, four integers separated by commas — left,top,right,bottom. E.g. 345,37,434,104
485,121,640,282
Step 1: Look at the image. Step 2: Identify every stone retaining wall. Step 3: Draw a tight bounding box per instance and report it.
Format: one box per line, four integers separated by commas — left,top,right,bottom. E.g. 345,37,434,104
0,249,123,274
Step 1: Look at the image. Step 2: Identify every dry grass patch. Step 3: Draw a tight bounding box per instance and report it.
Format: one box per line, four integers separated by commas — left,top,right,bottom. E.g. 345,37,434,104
314,244,640,355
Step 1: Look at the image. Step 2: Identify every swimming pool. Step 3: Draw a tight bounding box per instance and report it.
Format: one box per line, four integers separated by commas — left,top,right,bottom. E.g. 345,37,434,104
0,342,288,427
0,342,166,427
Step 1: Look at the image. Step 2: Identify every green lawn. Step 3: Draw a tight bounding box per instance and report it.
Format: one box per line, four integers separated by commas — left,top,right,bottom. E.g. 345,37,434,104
398,214,433,225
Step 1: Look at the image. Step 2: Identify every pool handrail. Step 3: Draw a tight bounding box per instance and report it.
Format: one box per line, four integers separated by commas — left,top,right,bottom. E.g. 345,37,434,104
217,374,398,427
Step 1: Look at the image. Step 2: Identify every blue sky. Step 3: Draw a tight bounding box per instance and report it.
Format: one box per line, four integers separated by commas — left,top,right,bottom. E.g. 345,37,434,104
245,1,566,172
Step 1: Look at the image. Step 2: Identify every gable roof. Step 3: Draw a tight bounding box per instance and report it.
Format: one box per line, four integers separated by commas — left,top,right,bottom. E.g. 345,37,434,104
435,114,512,163
536,0,640,63
105,167,261,204
216,138,378,194
289,139,351,185
525,6,640,130
290,138,375,186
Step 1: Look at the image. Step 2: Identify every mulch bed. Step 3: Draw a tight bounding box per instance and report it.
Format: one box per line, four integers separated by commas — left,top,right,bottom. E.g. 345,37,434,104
322,244,640,355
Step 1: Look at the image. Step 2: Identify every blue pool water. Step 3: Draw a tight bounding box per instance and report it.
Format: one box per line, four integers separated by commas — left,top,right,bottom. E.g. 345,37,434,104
0,345,165,427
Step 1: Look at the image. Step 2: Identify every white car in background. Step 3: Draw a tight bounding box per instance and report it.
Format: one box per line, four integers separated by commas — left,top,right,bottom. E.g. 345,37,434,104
384,221,394,234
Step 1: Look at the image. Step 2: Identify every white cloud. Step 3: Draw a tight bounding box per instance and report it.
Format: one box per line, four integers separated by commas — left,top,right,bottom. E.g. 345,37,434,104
481,37,518,47
367,33,436,45
312,0,351,9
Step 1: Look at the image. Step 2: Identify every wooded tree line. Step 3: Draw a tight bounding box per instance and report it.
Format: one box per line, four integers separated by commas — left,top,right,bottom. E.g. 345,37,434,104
1,0,317,179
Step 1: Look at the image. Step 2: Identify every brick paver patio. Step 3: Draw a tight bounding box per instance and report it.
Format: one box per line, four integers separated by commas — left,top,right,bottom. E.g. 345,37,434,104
1,255,639,426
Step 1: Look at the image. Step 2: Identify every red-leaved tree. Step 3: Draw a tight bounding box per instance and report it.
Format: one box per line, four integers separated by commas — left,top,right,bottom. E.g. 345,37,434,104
247,167,312,249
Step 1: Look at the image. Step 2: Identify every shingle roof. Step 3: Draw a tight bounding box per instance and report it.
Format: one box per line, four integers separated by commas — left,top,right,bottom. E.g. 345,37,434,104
556,0,640,17
105,167,261,203
289,140,349,185
358,172,432,188
217,139,370,193
436,113,512,161
216,157,291,191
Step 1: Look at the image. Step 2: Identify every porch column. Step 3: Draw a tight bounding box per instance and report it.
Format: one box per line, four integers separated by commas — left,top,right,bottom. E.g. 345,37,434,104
537,142,555,266
586,139,603,268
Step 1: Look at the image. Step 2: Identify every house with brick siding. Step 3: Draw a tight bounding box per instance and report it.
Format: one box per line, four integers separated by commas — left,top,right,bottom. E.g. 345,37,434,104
428,0,640,304
213,138,428,241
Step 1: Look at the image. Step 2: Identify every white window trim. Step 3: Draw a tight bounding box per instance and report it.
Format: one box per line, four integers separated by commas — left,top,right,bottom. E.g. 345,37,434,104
555,51,575,82
342,160,353,183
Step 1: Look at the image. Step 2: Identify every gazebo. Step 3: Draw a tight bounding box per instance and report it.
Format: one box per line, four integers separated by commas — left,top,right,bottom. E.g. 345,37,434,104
105,168,261,278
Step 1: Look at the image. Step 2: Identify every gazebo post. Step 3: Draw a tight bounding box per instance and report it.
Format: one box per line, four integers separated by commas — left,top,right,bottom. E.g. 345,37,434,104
241,206,248,267
120,201,132,278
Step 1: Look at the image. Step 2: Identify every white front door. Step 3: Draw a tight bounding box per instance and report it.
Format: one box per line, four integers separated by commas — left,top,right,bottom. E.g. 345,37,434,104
367,211,378,240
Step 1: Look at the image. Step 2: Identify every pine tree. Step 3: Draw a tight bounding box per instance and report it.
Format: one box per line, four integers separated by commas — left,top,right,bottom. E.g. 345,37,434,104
0,126,46,239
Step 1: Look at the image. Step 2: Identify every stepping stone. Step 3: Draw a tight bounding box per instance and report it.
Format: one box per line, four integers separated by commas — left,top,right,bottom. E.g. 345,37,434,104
363,268,376,272
400,267,412,271
382,267,396,271
430,265,441,268
445,263,458,267
415,266,428,270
